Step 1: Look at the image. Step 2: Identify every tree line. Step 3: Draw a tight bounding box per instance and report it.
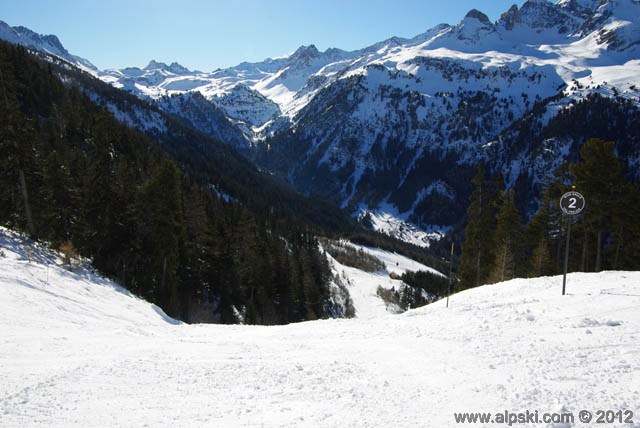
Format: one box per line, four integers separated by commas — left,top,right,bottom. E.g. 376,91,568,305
457,138,640,290
0,41,338,324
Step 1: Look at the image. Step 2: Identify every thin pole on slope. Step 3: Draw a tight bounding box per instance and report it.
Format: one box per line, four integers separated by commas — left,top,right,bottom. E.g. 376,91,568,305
562,215,572,296
446,242,454,308
559,189,585,296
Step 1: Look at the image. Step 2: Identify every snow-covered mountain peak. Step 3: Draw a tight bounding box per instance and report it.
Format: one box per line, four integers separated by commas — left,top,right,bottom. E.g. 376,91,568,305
428,8,503,50
457,9,499,40
493,0,639,54
169,62,191,74
520,0,577,28
494,0,584,46
290,44,321,60
324,46,349,57
144,59,192,75
0,20,96,72
499,4,523,31
144,59,164,70
463,9,493,26
2,22,68,56
361,35,411,55
24,29,66,53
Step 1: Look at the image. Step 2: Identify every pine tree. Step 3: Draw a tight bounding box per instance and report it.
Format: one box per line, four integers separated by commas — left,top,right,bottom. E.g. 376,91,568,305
488,189,523,283
78,123,118,265
178,182,215,320
457,163,501,289
609,182,640,270
131,159,185,315
39,150,79,244
525,188,559,277
570,139,626,271
0,98,38,237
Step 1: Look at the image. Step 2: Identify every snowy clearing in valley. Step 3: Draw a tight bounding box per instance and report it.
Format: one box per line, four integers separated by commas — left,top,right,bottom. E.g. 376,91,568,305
323,239,443,318
1,228,639,427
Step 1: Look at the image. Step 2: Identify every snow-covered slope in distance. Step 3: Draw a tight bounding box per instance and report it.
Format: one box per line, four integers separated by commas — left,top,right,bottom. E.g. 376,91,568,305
2,227,639,427
324,239,444,318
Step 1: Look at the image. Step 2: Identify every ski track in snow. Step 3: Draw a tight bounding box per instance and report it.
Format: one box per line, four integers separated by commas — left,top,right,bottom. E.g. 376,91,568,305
1,227,639,427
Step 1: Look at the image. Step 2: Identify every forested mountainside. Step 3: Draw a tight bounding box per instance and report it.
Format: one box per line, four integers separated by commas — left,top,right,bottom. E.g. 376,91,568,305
42,52,358,236
0,41,352,324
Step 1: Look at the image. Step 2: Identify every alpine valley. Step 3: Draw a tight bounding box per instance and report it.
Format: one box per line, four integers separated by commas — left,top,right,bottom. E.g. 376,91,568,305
2,3,640,422
2,0,640,246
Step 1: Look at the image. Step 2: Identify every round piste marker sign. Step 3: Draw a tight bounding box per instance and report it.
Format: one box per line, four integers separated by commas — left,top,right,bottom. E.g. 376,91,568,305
560,191,585,215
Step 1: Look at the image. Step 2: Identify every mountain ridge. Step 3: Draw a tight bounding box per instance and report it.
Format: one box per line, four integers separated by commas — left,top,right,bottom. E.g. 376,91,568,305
0,19,97,72
2,0,639,245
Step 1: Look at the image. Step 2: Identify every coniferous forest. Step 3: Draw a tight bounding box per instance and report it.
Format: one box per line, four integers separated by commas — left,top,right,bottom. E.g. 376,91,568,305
0,41,344,324
457,139,640,291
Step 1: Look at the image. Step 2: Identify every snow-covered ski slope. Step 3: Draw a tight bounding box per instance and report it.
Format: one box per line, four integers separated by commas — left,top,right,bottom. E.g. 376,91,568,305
324,240,444,318
1,227,639,428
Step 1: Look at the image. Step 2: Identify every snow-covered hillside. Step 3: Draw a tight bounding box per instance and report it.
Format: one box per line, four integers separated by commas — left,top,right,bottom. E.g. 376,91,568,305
2,228,639,427
324,240,444,318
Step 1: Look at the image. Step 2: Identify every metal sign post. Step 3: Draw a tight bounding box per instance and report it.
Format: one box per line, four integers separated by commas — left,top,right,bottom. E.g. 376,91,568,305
562,216,572,296
446,242,454,308
559,190,585,295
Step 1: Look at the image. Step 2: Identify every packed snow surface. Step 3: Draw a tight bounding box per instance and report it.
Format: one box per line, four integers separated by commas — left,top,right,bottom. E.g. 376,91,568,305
1,227,639,427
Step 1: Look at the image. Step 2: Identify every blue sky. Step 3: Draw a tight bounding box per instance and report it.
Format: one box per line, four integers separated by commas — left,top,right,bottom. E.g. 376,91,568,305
1,0,524,71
